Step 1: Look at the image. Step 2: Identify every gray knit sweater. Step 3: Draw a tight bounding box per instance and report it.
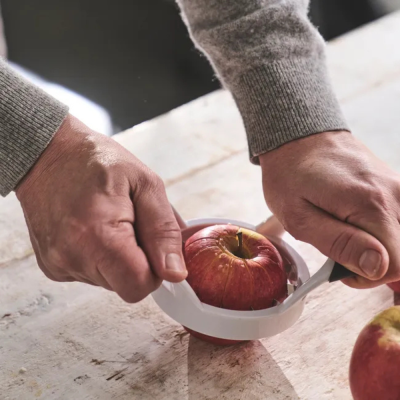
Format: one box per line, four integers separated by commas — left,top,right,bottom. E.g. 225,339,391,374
0,0,348,197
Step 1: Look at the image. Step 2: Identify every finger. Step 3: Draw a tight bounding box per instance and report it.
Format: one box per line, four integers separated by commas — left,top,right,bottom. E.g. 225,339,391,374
342,260,400,289
316,185,400,285
134,182,187,283
341,275,382,289
97,224,161,303
346,214,400,284
284,202,389,281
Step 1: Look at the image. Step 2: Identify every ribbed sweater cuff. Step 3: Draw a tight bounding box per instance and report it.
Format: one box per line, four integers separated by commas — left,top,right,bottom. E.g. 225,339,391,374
230,58,349,164
0,60,69,196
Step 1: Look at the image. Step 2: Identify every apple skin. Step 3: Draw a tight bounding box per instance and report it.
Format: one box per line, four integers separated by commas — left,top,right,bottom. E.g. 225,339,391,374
387,281,400,293
349,306,400,400
183,224,287,345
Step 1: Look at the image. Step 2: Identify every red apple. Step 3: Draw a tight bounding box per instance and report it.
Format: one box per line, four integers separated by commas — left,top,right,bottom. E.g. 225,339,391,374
183,224,288,345
349,306,400,400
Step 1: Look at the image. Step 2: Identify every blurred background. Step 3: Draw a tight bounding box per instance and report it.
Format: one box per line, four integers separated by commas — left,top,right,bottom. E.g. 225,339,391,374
1,0,400,134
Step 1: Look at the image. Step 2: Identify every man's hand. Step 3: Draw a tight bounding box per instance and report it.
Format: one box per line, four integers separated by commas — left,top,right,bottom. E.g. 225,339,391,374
259,131,400,289
16,115,187,302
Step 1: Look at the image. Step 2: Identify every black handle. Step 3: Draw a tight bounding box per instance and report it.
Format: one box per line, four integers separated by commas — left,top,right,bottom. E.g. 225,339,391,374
328,262,356,282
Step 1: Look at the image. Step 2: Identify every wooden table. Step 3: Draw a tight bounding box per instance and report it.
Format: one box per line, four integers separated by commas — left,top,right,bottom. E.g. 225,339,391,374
2,12,400,400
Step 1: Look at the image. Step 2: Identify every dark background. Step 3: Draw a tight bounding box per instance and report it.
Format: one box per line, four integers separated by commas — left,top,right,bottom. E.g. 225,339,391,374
1,0,387,132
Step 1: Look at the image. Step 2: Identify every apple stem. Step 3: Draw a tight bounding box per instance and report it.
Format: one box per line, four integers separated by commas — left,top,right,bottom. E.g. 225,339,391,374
237,231,243,256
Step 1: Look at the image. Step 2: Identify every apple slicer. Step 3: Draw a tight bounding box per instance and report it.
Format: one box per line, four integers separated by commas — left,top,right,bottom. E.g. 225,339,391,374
151,214,355,341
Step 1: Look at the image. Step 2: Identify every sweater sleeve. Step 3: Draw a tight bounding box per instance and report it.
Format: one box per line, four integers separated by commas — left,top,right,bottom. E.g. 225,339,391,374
176,0,349,163
0,58,68,196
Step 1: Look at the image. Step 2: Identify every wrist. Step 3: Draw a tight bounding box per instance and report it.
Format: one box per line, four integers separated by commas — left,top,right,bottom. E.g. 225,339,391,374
16,114,80,200
259,130,352,167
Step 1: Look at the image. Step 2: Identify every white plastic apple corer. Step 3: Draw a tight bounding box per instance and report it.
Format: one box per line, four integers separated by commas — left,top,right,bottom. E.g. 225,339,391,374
151,214,355,341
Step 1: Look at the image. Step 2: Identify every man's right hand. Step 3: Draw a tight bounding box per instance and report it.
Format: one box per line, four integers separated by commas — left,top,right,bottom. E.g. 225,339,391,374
16,114,187,303
259,131,400,289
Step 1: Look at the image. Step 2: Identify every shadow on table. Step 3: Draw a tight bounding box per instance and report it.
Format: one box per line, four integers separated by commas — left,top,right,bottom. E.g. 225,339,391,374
187,337,299,400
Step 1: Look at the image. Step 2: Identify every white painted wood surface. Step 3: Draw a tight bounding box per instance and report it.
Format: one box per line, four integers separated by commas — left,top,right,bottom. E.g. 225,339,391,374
2,12,400,400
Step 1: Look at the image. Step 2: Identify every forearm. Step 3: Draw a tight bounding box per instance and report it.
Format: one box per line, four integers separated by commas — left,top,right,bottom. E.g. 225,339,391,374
0,58,68,196
176,0,349,162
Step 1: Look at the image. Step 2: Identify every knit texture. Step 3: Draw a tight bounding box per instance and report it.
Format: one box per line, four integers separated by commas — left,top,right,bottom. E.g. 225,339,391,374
0,1,348,197
0,58,68,196
176,0,349,163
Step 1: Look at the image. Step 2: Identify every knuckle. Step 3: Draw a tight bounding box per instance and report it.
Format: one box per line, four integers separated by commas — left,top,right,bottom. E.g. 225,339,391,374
281,210,309,241
361,186,391,214
44,247,64,267
39,264,74,283
97,226,121,249
42,248,68,274
152,220,182,242
138,169,165,195
42,246,81,280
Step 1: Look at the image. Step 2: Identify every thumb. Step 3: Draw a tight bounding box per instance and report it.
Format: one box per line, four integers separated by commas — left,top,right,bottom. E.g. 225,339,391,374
286,204,389,281
134,182,187,283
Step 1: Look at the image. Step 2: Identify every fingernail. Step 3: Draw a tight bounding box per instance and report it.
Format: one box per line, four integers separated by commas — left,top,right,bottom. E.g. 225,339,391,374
166,253,186,273
359,250,382,278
